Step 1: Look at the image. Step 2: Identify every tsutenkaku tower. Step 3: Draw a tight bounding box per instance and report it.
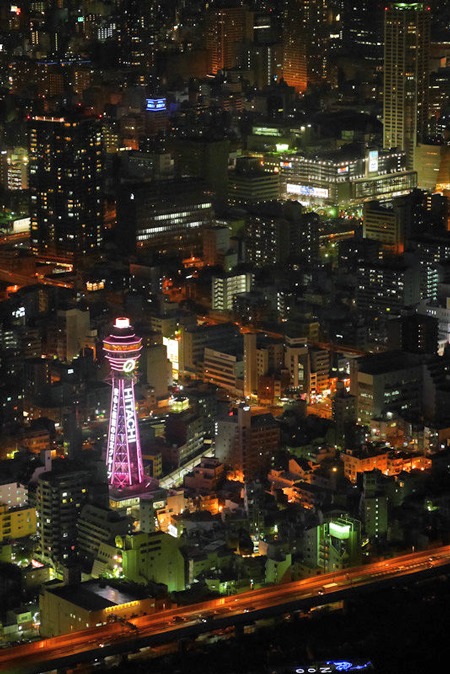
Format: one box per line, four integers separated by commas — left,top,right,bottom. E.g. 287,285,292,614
103,318,144,488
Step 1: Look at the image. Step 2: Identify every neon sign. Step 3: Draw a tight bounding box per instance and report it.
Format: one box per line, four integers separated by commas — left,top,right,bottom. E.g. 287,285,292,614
124,387,137,443
295,662,372,673
123,359,135,373
107,386,120,477
146,98,166,112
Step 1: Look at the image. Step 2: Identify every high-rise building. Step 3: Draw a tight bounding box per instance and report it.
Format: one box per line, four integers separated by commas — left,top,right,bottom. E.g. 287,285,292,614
114,0,156,68
104,318,144,489
215,405,280,482
356,257,421,316
117,179,213,257
282,0,307,92
363,200,405,254
383,3,430,171
206,6,254,73
344,0,383,61
36,469,91,567
28,114,104,257
245,201,320,267
282,0,328,91
244,332,257,398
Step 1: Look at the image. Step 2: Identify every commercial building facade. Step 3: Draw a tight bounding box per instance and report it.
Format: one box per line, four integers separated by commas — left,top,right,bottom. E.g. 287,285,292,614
276,148,416,206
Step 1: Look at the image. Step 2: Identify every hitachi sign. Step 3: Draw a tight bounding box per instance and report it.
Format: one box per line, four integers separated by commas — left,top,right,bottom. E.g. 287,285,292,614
124,386,137,443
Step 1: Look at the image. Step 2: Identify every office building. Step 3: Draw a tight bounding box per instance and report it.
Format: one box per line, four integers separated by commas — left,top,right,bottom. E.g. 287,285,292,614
350,351,423,426
359,473,388,538
363,200,405,254
28,114,104,257
203,346,244,395
117,180,213,257
119,531,185,592
284,341,309,394
279,147,416,206
228,157,280,206
179,323,240,374
383,3,430,170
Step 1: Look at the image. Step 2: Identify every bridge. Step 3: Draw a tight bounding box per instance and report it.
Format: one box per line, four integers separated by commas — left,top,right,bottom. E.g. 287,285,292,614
1,545,449,673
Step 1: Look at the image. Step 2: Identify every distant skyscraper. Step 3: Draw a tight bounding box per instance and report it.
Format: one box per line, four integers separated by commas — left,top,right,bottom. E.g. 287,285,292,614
383,3,430,171
114,0,156,67
344,0,383,61
282,0,328,92
28,114,104,257
104,318,144,489
206,6,254,73
282,0,307,92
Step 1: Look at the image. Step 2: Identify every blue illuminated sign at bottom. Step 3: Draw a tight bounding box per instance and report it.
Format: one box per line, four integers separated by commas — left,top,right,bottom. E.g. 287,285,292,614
295,662,372,673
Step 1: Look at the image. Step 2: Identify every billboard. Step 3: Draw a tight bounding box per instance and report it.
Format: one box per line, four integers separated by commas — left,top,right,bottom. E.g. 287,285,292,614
286,184,329,198
368,150,379,173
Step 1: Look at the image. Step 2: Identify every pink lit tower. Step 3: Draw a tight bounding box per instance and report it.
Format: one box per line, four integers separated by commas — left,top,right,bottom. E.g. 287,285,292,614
103,318,144,488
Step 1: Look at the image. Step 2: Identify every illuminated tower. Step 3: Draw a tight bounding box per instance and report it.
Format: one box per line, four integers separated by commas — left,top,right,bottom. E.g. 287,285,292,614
383,3,430,171
104,318,144,489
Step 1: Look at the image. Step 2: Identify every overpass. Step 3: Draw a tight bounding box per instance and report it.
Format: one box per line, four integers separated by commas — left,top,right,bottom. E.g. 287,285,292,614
1,546,449,673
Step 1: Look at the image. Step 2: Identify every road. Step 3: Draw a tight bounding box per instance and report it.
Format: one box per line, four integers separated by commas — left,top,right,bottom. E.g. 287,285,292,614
0,268,73,289
1,546,449,673
198,314,366,357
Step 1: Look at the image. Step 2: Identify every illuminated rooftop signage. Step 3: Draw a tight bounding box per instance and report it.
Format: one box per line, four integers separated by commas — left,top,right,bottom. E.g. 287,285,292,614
329,521,350,539
146,98,166,112
252,126,282,136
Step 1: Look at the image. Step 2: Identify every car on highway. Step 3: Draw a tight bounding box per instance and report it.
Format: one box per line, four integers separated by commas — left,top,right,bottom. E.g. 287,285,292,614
171,616,186,624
